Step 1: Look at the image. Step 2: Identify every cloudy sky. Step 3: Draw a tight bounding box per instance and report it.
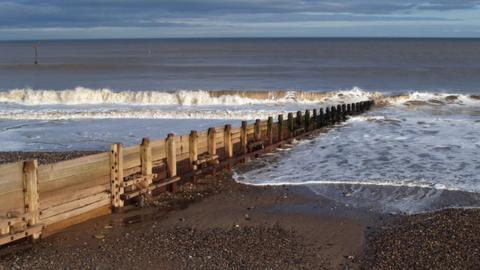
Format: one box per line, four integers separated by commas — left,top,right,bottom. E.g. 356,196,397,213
1,0,480,40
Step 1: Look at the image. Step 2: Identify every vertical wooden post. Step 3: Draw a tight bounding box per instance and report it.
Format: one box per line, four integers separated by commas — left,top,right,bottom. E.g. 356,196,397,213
224,125,233,170
254,119,261,142
331,106,336,124
304,110,310,131
241,121,248,155
23,160,40,239
287,113,294,138
351,103,356,115
208,128,217,175
296,111,302,130
347,104,351,115
267,117,273,145
312,109,317,129
166,133,177,192
189,130,198,183
110,143,124,209
337,105,342,122
140,138,152,188
319,108,324,127
278,114,284,142
325,107,331,125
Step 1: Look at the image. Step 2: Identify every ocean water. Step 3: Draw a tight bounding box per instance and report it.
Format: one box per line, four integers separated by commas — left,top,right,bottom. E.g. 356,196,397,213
1,38,479,213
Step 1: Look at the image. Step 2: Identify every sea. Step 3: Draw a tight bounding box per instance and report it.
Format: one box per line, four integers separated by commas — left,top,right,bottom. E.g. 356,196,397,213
1,38,479,213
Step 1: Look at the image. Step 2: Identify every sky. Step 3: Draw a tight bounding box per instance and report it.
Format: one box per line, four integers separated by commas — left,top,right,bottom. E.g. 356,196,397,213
0,0,480,40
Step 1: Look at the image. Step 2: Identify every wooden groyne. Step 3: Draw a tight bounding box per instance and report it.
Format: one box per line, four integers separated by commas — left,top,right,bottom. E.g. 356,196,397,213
0,100,374,246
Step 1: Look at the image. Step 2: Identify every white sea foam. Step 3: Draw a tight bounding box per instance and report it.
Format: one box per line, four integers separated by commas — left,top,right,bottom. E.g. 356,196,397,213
0,87,377,106
232,176,460,191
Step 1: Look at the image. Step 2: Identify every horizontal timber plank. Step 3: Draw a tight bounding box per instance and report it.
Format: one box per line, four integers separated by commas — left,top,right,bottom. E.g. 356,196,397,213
41,197,110,226
40,184,110,211
41,192,110,220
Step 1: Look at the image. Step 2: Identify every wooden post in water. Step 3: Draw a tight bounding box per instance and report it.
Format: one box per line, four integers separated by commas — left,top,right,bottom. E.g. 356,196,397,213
224,125,233,170
351,103,356,115
341,104,347,121
304,110,310,131
331,106,336,124
189,130,198,183
110,143,124,209
296,111,302,131
254,119,261,142
347,104,351,115
278,114,284,142
336,105,342,122
319,108,324,127
287,113,294,138
140,138,153,189
267,117,273,145
312,109,317,130
166,133,177,192
23,160,40,240
325,108,331,126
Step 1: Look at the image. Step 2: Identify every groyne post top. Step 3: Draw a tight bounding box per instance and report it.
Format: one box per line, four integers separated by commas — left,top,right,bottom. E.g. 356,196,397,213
278,114,284,141
296,111,302,128
241,121,248,154
189,130,198,171
224,125,233,159
254,119,261,141
312,109,317,129
267,116,273,145
305,110,310,130
208,127,217,156
330,106,336,123
140,138,152,185
166,133,177,178
287,113,294,135
336,105,342,122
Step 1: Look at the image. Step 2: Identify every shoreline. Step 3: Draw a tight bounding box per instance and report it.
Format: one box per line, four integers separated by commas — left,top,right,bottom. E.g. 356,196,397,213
0,152,479,269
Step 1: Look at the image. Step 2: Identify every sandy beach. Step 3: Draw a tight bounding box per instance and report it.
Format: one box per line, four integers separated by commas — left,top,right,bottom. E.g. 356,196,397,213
0,152,479,269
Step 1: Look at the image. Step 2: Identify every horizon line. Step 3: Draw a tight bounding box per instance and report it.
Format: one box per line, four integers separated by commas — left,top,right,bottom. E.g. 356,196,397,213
2,36,480,42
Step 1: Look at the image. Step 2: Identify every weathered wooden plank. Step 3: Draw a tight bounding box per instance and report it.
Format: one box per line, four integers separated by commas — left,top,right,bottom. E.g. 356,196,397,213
41,197,110,226
40,184,109,211
38,167,110,195
0,162,24,196
42,205,110,237
0,191,26,214
151,139,166,161
41,192,110,220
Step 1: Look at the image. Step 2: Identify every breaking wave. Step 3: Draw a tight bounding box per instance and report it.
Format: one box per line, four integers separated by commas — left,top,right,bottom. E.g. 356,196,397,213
0,87,379,106
0,87,478,120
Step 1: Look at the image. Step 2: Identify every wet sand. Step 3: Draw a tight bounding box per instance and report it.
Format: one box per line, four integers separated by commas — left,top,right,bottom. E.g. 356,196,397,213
0,152,479,269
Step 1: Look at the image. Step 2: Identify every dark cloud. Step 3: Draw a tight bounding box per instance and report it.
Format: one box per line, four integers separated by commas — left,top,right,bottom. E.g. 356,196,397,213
0,0,478,29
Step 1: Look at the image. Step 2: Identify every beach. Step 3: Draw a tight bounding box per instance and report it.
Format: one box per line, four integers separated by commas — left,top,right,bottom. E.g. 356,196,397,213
0,152,479,269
